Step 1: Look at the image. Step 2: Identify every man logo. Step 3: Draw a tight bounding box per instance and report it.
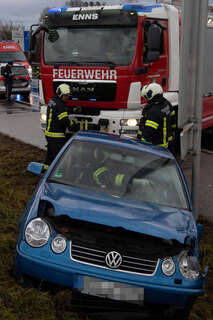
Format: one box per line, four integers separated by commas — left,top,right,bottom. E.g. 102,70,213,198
105,251,122,269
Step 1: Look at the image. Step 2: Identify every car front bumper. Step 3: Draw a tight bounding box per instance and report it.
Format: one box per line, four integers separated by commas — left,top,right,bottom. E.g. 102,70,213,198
15,242,205,308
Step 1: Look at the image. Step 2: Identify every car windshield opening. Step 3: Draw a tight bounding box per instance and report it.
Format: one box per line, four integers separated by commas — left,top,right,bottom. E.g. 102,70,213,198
44,26,137,66
49,140,189,210
0,51,26,62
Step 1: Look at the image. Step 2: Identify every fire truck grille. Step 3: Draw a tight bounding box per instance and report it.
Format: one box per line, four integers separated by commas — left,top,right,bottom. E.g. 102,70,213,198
53,81,117,102
70,242,158,275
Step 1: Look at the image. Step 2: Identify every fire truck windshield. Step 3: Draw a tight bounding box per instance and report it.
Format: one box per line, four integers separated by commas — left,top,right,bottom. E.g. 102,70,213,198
44,27,136,66
0,51,27,62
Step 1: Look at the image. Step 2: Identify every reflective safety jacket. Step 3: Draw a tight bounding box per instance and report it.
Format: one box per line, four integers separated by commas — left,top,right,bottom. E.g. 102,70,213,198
45,96,75,140
137,97,173,148
93,166,125,187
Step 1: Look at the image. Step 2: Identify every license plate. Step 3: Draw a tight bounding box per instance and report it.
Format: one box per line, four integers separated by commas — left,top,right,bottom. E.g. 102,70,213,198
77,276,144,305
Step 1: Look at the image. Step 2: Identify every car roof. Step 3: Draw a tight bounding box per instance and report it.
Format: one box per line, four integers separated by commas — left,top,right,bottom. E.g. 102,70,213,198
73,131,175,160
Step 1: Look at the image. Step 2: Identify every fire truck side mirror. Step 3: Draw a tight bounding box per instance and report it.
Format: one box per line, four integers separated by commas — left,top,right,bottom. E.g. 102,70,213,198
48,30,59,43
29,38,35,64
29,24,43,64
146,24,161,63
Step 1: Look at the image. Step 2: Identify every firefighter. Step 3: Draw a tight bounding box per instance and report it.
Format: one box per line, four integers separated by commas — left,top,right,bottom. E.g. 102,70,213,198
44,83,78,170
137,83,175,151
92,149,127,190
3,61,13,103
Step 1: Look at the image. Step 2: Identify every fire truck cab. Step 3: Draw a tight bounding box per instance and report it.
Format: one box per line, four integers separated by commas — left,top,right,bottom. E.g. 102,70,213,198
29,2,213,139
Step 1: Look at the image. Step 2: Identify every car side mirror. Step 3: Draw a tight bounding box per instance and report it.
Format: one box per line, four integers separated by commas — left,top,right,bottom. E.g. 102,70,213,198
27,162,44,175
197,223,203,241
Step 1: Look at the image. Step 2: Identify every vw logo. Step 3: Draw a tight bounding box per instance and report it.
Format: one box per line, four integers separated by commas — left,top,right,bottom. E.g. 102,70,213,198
105,251,122,269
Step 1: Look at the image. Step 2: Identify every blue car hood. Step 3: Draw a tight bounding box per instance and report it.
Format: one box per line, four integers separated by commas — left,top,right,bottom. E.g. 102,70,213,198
40,183,197,244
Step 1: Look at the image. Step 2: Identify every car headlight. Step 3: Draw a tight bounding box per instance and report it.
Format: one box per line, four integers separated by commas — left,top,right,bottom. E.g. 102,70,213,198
161,257,176,276
178,251,200,280
51,234,67,254
25,218,50,248
41,113,47,122
120,119,139,127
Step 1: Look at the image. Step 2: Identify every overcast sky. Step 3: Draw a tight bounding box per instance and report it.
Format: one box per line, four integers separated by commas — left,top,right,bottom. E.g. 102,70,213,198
0,0,213,28
0,0,67,27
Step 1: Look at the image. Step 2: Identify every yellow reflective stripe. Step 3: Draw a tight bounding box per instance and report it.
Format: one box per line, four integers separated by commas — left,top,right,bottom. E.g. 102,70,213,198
168,136,173,141
163,117,167,145
85,119,88,130
45,131,65,138
145,120,159,129
42,164,49,170
141,137,148,142
79,119,88,130
170,110,175,116
138,130,142,135
141,138,152,145
171,124,176,128
47,108,52,131
158,143,168,148
115,174,124,186
93,166,108,184
58,112,68,120
80,119,84,130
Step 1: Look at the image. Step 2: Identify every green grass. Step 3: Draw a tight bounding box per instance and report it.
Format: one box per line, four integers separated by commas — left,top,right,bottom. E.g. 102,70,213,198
0,133,212,320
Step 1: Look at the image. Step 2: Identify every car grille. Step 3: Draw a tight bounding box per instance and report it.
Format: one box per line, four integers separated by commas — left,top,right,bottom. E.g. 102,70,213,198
70,242,158,275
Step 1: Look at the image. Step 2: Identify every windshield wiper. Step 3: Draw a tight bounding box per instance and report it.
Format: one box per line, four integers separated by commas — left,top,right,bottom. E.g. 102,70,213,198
95,61,117,67
50,61,80,66
79,61,117,67
47,178,73,187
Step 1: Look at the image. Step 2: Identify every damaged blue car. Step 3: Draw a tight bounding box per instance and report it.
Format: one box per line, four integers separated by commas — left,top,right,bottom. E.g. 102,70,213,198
15,131,206,319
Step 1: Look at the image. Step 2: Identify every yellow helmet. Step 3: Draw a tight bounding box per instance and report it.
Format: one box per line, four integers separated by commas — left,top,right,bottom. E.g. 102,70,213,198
56,83,70,97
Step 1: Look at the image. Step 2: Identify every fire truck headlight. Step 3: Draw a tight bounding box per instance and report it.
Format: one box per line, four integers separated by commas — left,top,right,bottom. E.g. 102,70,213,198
41,113,47,122
27,66,32,78
120,119,138,127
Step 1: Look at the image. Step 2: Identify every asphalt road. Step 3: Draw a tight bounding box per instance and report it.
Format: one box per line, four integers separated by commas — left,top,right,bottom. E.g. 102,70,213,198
0,99,212,222
0,99,46,150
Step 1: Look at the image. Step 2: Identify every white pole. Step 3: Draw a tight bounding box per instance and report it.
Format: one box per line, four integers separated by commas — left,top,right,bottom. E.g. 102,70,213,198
191,0,208,220
179,0,208,220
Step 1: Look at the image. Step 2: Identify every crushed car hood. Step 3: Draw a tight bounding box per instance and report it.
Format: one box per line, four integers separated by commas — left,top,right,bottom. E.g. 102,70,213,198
41,183,197,244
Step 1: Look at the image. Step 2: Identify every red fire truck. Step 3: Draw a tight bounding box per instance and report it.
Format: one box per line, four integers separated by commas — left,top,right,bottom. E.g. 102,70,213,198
29,2,213,138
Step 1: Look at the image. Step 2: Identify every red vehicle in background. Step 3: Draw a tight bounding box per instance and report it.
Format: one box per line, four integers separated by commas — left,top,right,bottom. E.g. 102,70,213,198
0,40,31,101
